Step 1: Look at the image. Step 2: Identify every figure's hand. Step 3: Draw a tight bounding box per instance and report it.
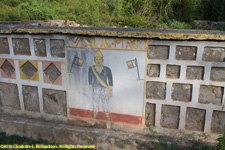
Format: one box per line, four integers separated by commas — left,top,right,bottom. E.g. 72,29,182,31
109,86,112,91
89,85,92,88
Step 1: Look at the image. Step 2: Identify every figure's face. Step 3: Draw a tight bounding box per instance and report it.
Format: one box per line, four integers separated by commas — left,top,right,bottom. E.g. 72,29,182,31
94,56,103,67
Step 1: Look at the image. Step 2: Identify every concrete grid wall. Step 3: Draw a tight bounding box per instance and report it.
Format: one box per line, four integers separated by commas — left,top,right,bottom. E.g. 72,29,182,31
0,33,225,136
0,34,67,116
145,40,225,134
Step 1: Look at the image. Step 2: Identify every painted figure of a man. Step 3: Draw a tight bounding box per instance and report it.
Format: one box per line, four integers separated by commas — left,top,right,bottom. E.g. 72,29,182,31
88,50,113,121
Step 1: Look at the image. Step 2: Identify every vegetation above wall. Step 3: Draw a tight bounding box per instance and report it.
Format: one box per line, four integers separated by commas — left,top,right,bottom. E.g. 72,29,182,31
0,0,225,30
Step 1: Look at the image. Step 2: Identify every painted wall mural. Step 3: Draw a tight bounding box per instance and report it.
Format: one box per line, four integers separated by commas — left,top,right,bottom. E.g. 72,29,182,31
66,37,149,126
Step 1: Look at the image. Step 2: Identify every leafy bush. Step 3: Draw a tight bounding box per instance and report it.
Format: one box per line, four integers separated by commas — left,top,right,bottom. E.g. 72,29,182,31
199,0,225,21
0,0,224,30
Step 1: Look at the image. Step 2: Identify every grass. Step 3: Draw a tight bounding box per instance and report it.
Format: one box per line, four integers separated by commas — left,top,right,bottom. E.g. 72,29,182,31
0,132,94,150
0,130,224,150
146,123,225,150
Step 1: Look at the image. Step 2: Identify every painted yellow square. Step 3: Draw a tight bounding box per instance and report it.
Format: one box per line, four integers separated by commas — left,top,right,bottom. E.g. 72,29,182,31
127,61,132,66
78,59,83,64
19,60,39,81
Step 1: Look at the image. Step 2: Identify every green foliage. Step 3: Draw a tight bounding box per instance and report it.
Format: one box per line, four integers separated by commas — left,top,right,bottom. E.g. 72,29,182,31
168,20,193,29
18,0,56,20
168,0,200,23
0,0,225,30
216,129,225,150
199,0,225,21
0,132,48,145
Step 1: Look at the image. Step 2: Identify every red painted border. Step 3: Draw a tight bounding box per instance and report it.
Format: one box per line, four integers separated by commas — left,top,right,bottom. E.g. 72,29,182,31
69,108,143,125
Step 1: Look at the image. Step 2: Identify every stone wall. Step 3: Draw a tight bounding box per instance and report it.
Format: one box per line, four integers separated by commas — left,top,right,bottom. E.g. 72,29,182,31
0,26,225,147
0,34,67,118
146,40,225,134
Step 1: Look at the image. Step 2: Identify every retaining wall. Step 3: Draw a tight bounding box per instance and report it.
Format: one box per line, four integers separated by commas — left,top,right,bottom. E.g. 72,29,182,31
0,25,225,148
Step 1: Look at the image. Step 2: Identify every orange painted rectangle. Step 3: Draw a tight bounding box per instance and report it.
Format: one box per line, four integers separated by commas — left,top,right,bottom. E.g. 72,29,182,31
69,108,143,126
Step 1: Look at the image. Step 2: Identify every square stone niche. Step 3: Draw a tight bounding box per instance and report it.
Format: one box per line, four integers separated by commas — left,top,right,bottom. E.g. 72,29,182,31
147,45,169,60
198,85,223,106
211,110,225,134
0,38,10,54
175,46,197,60
161,105,180,129
185,107,206,132
43,88,67,116
146,81,166,100
12,38,31,55
145,103,156,127
172,83,192,102
0,82,20,110
203,47,225,62
147,64,160,77
22,85,40,112
210,67,225,81
50,39,65,58
186,66,204,80
34,39,46,57
166,65,180,79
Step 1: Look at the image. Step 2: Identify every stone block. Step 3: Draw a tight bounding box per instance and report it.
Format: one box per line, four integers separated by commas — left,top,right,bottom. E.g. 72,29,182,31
1,60,15,77
22,85,40,112
147,45,169,59
146,81,166,100
175,46,197,60
211,67,225,81
186,66,204,80
185,107,206,131
161,105,180,129
12,38,31,55
211,110,225,133
172,83,192,102
20,61,38,79
50,39,65,57
199,85,223,106
0,38,10,54
147,64,160,77
43,88,67,116
202,47,225,62
145,103,155,127
0,82,20,110
34,39,46,57
44,63,61,83
166,65,180,78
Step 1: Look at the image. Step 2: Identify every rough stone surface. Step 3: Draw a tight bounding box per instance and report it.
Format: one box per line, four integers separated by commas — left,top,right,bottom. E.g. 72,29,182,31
22,85,40,112
161,105,180,129
0,38,10,54
43,88,66,116
20,61,38,79
147,45,169,59
186,66,204,80
0,116,159,150
34,39,46,57
0,82,20,110
211,110,225,134
1,60,15,77
172,83,192,102
146,81,166,100
147,64,160,77
202,47,225,62
50,39,65,58
12,38,31,55
185,107,206,132
145,103,155,127
44,63,61,83
175,46,197,60
199,85,223,106
166,65,180,78
211,67,225,81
